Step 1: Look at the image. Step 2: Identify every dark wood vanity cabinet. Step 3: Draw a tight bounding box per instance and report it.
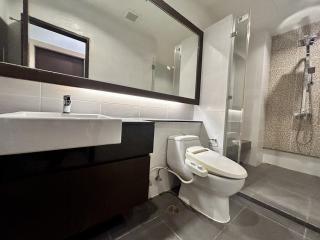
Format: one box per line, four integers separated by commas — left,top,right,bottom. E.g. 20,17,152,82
0,122,154,240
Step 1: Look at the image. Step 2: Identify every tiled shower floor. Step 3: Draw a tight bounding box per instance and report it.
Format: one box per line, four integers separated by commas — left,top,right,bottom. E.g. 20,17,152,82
241,164,320,230
73,192,319,240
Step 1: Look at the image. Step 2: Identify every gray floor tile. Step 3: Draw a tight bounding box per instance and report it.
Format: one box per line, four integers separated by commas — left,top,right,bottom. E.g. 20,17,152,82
117,218,180,240
150,192,187,215
216,208,304,240
313,186,320,200
241,164,320,229
88,191,320,240
253,181,310,221
109,193,176,239
229,196,246,220
243,164,272,185
308,198,320,227
243,164,320,198
154,193,245,240
241,178,265,197
161,199,225,240
108,204,159,239
232,195,306,236
305,228,320,240
265,166,320,198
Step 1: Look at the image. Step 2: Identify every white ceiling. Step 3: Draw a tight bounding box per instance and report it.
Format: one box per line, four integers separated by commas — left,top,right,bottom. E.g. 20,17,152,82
27,0,197,64
27,0,320,38
195,0,320,34
29,0,194,45
21,0,320,39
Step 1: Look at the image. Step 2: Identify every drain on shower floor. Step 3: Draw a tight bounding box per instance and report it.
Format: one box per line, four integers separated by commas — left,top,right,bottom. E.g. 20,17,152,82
166,205,180,215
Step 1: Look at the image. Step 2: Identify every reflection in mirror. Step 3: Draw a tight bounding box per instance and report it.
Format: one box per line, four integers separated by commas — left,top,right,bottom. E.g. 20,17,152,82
0,0,23,65
29,17,89,78
0,0,200,100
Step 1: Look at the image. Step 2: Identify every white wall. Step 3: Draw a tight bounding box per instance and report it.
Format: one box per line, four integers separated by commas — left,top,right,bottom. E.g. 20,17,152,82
0,0,8,61
179,35,198,99
194,15,234,153
164,0,214,30
0,0,8,21
6,0,22,64
29,25,86,54
28,2,155,91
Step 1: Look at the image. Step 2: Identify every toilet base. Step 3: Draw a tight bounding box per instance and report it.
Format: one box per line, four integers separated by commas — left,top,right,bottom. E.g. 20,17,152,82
179,182,231,223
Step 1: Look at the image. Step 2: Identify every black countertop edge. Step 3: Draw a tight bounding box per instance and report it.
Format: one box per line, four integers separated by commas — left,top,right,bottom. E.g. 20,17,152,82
121,118,202,123
145,119,203,123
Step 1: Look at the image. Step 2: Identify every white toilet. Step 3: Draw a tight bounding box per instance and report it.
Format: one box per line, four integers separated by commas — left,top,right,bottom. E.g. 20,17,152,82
167,135,247,223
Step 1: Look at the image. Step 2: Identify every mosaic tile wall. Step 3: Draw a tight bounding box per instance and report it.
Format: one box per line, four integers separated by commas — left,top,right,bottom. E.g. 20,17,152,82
264,21,320,157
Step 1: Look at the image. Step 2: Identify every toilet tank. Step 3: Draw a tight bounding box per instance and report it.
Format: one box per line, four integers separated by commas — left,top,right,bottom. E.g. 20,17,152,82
167,135,202,180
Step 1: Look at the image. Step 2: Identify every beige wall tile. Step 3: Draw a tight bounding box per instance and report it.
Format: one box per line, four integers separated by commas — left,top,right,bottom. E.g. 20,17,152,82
71,100,101,114
0,94,40,114
270,48,298,71
41,83,103,102
41,97,100,114
265,21,320,157
101,103,140,118
167,103,194,120
140,107,167,119
40,97,62,112
0,77,40,97
264,127,293,151
271,29,299,52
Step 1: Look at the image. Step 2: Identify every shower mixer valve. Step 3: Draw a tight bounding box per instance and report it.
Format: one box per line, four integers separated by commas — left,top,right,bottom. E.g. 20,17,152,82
308,67,315,74
294,112,312,120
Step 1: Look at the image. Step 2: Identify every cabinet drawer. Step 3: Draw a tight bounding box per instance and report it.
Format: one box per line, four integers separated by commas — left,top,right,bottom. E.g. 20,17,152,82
0,156,150,240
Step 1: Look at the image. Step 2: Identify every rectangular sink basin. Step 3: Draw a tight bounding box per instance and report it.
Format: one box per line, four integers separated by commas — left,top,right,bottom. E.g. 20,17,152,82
0,112,122,155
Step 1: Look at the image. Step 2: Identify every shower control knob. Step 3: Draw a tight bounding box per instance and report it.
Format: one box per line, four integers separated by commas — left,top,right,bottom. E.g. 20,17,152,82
308,67,315,74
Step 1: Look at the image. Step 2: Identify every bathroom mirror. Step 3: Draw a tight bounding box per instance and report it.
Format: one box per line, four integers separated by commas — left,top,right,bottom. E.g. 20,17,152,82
0,0,203,104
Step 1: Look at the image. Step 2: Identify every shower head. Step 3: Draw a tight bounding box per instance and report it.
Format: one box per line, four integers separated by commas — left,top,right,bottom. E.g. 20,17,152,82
298,32,320,47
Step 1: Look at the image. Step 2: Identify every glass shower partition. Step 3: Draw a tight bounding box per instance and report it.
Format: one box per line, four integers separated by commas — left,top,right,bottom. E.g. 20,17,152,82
151,46,182,95
224,13,251,162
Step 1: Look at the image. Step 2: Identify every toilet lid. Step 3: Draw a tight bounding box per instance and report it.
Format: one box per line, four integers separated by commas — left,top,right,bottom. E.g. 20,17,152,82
186,146,248,179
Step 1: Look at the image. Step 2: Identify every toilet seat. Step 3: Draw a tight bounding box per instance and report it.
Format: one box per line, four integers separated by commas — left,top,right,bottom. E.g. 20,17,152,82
186,146,247,180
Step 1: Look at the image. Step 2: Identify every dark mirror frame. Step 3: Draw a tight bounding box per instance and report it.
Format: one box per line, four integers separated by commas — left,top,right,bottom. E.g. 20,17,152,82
0,0,203,105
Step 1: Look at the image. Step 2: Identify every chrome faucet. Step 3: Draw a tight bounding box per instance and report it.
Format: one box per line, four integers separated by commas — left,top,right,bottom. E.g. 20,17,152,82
63,95,72,113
